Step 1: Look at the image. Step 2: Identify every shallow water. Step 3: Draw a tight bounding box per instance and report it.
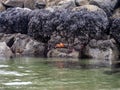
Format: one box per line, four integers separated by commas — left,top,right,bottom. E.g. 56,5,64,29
0,57,120,90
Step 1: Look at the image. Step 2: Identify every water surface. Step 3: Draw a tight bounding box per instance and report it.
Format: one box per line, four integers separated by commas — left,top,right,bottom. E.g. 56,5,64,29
0,57,120,90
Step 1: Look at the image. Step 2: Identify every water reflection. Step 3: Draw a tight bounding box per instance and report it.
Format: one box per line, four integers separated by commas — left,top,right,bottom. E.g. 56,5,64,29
0,57,119,90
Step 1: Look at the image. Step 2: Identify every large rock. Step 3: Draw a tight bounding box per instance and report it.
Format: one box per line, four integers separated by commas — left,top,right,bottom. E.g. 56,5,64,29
11,34,45,57
28,5,108,43
0,7,31,34
89,0,118,16
85,39,119,64
0,42,13,59
110,18,120,44
28,9,53,42
70,5,108,39
0,33,46,57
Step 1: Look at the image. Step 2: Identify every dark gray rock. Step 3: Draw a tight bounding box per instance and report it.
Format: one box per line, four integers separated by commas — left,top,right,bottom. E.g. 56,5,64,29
0,7,31,34
110,18,120,44
28,9,53,43
28,5,108,43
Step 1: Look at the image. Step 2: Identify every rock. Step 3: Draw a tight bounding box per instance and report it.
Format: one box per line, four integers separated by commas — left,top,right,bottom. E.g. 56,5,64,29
29,5,108,42
0,33,46,57
75,0,89,6
110,18,120,44
0,2,5,12
56,0,76,9
47,0,62,6
28,9,53,42
0,42,13,59
0,7,31,34
10,33,45,57
47,48,79,58
112,8,120,19
3,0,46,9
85,39,119,65
22,38,45,57
71,5,108,39
89,0,118,16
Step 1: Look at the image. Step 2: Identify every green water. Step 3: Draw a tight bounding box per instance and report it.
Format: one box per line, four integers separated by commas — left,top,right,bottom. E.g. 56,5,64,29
0,57,120,90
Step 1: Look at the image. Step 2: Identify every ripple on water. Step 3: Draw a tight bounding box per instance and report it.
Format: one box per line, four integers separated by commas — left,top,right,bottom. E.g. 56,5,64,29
0,70,29,76
3,82,32,86
0,65,9,68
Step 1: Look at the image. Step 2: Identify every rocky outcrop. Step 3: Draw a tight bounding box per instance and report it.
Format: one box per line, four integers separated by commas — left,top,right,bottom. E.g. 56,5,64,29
0,0,119,64
28,5,108,43
85,39,119,63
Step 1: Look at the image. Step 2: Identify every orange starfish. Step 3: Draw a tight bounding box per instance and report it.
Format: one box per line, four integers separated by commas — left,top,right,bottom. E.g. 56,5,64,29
55,43,65,48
